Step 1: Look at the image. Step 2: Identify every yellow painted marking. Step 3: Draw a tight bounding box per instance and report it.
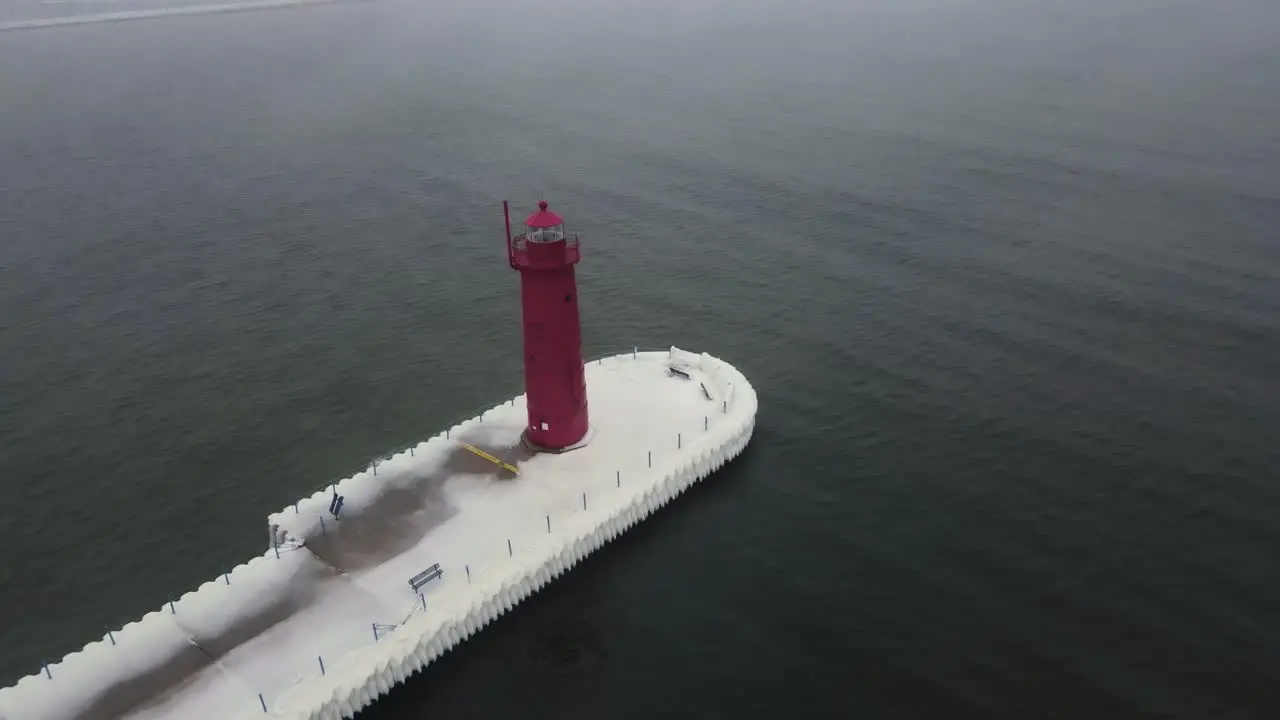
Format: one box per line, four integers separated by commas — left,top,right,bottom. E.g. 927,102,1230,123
459,442,520,474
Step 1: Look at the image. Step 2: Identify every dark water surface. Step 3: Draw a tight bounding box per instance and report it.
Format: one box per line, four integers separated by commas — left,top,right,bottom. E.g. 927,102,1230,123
2,0,1279,717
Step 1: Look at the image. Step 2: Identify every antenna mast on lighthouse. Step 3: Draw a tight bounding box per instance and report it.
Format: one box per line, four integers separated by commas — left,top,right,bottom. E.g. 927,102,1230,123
504,199,591,451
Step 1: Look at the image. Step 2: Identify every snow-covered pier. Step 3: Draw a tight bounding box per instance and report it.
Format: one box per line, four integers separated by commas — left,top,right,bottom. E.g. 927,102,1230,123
0,347,757,719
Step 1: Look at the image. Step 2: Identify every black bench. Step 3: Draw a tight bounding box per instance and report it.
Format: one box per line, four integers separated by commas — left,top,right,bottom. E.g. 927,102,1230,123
408,563,443,592
667,365,692,380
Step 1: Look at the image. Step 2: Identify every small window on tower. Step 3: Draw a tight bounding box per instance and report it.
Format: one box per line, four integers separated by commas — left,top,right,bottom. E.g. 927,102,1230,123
564,294,573,302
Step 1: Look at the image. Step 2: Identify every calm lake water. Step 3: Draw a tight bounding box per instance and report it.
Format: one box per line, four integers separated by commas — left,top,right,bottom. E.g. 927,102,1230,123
2,0,1279,717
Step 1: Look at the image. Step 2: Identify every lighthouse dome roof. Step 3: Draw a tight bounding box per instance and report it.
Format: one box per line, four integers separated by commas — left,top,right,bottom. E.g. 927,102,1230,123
525,200,564,229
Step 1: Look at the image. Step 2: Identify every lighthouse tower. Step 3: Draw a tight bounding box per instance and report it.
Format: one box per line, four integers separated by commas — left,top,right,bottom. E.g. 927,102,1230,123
505,200,590,451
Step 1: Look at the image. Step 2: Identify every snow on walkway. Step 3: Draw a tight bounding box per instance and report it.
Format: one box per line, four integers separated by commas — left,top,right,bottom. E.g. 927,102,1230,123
0,348,757,720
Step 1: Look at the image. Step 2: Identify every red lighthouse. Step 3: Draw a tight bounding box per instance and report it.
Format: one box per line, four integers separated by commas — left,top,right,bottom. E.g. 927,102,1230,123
505,200,590,450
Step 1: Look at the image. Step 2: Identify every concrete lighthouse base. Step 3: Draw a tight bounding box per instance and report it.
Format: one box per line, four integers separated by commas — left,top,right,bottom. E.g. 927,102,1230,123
0,347,757,720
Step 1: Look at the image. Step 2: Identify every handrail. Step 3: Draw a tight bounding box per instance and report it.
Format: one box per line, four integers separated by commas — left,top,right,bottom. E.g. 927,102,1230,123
510,232,579,251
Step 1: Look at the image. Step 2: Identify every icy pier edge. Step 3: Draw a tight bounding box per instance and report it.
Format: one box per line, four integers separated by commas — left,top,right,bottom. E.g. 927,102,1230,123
274,349,757,718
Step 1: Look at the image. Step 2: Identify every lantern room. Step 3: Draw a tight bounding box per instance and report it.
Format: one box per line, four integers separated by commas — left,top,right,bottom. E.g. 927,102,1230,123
508,200,580,270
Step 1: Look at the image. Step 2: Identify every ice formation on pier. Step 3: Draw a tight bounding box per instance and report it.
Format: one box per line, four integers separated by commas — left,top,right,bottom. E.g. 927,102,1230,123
0,348,757,719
